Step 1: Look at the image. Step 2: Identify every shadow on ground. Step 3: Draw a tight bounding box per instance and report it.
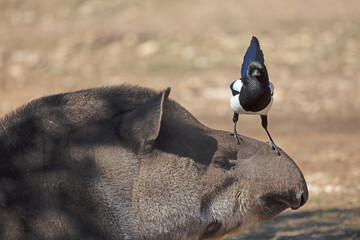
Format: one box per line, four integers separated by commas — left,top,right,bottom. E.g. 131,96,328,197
226,209,360,240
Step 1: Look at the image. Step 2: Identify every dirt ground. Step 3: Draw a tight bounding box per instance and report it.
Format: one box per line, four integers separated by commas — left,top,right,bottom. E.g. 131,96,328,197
0,0,359,239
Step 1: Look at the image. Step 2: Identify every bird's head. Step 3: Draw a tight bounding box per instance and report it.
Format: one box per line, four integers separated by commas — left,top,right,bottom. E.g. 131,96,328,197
247,61,269,84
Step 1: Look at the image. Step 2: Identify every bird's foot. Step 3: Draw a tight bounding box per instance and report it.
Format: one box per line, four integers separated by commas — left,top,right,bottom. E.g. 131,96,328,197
230,132,242,144
266,141,281,156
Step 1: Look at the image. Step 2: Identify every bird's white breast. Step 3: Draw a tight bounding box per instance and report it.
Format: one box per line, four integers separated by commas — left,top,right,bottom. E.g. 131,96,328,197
230,80,274,115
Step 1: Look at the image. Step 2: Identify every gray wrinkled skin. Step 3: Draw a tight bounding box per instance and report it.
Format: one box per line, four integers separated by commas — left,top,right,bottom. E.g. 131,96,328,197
0,85,307,240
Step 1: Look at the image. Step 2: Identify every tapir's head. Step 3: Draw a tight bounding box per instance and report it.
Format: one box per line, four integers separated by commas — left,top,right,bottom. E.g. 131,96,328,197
117,86,308,233
211,132,308,223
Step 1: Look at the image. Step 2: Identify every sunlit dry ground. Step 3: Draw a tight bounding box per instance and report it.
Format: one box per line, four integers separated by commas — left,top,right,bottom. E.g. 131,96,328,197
0,0,359,239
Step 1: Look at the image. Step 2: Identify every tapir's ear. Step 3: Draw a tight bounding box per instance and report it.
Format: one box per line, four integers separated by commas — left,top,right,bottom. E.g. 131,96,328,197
117,87,171,153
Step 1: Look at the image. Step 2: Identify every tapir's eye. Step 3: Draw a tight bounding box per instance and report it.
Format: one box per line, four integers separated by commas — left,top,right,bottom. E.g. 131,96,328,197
213,156,236,170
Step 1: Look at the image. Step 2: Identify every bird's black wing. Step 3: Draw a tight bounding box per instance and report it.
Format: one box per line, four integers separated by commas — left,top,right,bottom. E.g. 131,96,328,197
241,36,265,78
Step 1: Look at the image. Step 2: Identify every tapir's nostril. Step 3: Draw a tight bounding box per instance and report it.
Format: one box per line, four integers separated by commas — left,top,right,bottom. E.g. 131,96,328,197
300,193,307,207
291,190,308,210
301,183,309,206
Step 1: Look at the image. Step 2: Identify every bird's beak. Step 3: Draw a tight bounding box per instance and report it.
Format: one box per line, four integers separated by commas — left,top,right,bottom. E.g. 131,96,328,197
253,69,261,78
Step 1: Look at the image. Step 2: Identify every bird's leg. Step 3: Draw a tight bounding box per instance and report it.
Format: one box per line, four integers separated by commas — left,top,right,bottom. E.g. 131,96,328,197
261,115,280,156
230,113,241,144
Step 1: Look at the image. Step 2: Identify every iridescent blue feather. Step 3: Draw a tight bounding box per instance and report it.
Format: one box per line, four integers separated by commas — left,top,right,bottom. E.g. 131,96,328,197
241,36,264,78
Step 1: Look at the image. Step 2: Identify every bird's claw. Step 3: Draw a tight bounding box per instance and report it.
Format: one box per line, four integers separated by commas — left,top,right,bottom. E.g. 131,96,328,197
230,132,242,144
266,141,281,156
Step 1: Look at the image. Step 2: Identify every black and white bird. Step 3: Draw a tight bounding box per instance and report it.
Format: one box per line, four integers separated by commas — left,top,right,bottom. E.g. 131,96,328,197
230,36,280,155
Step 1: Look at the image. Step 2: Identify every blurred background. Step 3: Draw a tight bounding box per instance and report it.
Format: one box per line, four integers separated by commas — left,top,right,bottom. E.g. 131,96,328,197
0,0,359,238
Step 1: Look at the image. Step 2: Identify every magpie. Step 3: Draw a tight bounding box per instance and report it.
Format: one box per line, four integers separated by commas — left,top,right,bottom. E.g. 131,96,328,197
230,36,280,155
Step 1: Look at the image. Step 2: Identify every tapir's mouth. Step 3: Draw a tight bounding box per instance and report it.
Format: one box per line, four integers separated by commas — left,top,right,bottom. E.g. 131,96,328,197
257,191,304,219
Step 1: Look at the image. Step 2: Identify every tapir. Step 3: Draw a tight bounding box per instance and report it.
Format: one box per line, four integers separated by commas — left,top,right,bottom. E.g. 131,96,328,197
0,85,308,240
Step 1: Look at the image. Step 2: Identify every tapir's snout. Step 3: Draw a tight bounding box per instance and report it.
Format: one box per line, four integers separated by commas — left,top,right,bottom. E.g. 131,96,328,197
258,179,308,210
235,138,309,220
254,159,308,219
255,177,307,220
